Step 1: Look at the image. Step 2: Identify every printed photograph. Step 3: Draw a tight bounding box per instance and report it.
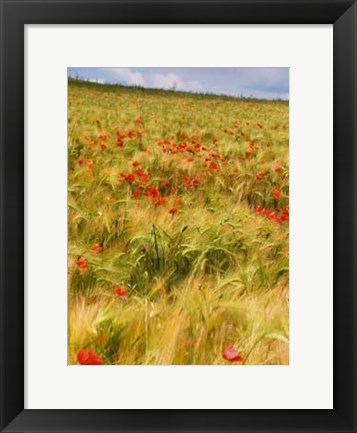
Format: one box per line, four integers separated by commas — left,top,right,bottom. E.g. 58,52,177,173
68,67,289,365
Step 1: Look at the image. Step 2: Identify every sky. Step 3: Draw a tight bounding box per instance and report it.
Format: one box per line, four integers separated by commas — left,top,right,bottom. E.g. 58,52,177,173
67,67,289,100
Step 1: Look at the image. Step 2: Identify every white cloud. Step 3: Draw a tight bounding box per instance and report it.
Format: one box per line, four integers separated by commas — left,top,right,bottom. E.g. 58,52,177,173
88,78,106,84
151,73,202,92
108,68,145,86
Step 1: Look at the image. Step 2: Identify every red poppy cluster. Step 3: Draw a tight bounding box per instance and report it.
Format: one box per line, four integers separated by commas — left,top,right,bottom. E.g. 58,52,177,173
83,130,109,150
255,204,289,224
182,175,201,191
116,128,141,148
120,173,136,183
98,133,108,141
77,159,93,169
156,137,228,170
119,164,186,214
223,127,241,136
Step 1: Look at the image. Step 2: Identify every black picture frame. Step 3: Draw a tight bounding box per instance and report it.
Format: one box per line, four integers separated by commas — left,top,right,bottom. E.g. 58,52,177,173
1,1,356,432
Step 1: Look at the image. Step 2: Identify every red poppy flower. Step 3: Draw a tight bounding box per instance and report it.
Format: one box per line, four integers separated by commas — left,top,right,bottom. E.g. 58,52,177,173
212,137,218,144
162,180,170,187
245,149,252,157
135,117,144,126
273,190,281,200
134,169,144,176
255,206,265,214
86,159,93,169
91,244,103,253
76,259,88,270
100,143,107,150
170,188,177,195
266,210,275,218
115,287,127,297
77,349,104,365
99,133,108,141
256,172,265,180
210,161,218,170
77,159,84,165
183,176,191,185
132,161,141,167
125,174,136,183
281,213,289,222
192,178,200,186
222,345,243,362
132,190,140,199
169,207,178,215
155,197,167,206
148,187,160,198
275,166,283,173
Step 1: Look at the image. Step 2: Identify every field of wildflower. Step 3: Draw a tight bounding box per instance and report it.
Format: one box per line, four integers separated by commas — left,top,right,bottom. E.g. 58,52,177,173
68,78,289,365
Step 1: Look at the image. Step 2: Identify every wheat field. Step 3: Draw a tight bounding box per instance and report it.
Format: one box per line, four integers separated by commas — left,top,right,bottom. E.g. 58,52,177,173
68,79,289,365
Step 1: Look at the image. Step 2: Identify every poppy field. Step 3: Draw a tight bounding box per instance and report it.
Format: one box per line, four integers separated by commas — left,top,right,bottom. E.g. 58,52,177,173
68,78,289,365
